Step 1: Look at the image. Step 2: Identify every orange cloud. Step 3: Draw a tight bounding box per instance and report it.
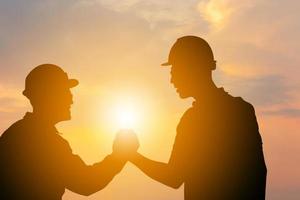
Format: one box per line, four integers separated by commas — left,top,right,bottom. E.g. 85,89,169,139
197,0,254,30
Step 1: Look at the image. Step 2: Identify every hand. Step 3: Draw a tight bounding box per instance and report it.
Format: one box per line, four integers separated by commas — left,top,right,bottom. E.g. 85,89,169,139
112,129,139,159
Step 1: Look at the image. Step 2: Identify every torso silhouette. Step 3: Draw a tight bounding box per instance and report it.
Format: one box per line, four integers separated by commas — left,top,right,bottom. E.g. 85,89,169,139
170,88,267,200
0,112,121,200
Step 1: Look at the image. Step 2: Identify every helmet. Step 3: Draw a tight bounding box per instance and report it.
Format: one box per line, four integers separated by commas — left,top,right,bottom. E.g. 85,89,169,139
162,36,216,70
23,64,79,98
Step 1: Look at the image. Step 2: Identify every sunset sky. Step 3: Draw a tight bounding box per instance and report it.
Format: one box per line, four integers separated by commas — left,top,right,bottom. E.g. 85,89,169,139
0,0,299,199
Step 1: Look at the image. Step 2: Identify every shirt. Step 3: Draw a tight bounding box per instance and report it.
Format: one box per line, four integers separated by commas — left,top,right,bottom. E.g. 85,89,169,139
169,88,267,200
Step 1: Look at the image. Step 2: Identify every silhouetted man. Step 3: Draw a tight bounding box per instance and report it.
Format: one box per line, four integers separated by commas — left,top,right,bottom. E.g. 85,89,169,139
0,64,137,199
130,36,267,199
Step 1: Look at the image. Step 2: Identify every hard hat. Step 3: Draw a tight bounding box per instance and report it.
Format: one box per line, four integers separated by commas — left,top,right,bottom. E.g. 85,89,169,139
23,64,79,98
162,36,216,70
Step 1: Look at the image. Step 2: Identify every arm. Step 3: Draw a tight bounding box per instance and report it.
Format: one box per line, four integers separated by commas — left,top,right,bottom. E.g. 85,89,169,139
241,104,267,199
64,129,139,195
64,152,126,196
128,125,188,189
130,152,184,189
129,109,194,189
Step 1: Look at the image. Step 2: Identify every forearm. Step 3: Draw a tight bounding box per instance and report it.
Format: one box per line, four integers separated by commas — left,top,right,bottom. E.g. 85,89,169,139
92,153,126,179
130,152,183,188
67,154,127,195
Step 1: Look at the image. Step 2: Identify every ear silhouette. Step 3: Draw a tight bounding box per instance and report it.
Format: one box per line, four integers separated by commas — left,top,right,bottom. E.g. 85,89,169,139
211,60,217,70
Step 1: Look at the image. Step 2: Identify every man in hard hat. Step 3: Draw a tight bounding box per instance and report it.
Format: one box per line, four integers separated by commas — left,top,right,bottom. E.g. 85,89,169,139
129,36,267,199
0,64,138,199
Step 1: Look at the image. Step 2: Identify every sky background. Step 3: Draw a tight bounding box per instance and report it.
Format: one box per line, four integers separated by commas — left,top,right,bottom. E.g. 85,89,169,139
0,0,299,199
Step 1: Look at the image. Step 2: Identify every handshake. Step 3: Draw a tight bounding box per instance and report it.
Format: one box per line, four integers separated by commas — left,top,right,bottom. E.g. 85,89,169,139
112,129,140,161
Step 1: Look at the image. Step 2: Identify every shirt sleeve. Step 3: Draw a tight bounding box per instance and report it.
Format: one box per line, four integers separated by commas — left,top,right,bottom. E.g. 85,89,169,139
57,136,126,195
168,108,193,179
238,102,267,198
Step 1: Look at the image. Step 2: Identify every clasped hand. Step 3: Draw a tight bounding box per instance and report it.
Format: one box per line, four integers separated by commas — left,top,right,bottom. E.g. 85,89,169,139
112,129,139,160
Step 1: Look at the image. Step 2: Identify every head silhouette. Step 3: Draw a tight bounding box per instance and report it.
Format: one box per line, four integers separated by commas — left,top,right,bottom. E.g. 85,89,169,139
23,64,79,124
162,36,216,99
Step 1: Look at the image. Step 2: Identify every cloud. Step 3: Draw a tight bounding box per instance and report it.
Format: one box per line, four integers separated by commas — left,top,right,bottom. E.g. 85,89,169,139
262,108,300,118
195,0,300,97
97,0,141,12
0,0,164,84
214,71,290,106
1,0,299,106
0,83,29,132
0,84,28,112
0,97,22,111
97,0,208,34
196,0,300,111
197,0,254,30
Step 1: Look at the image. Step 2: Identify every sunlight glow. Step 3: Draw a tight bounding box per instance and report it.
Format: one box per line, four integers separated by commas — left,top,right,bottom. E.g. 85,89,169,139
94,89,156,136
116,105,138,129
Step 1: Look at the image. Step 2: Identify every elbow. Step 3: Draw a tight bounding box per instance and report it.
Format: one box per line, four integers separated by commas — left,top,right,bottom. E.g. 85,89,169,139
73,181,111,196
76,186,102,196
77,184,108,196
160,170,184,189
169,181,183,189
79,190,95,197
167,178,183,189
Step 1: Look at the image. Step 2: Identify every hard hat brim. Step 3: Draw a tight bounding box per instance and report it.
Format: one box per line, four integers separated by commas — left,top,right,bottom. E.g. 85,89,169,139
161,62,171,66
68,79,79,88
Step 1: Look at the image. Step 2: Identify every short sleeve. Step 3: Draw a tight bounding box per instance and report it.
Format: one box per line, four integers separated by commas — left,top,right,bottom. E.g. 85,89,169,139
168,108,194,175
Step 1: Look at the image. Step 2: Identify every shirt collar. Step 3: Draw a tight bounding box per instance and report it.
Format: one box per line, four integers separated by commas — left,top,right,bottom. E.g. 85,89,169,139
192,87,228,108
23,112,59,134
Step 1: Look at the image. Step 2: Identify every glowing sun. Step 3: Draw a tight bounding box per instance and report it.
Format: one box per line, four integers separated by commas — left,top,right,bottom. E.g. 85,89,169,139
113,102,140,129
